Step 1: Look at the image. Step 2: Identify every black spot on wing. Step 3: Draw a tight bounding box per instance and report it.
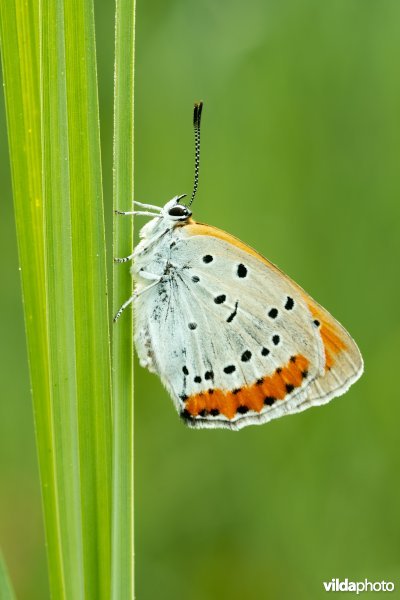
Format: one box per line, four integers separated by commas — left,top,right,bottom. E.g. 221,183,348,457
237,263,247,278
181,409,193,421
264,396,276,406
285,296,294,310
227,301,239,323
241,350,252,362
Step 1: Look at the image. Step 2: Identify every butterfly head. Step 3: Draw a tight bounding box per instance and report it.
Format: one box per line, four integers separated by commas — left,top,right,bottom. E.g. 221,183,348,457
162,194,192,222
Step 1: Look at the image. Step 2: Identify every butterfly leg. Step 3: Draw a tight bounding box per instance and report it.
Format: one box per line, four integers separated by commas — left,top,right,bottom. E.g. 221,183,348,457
134,201,162,211
113,276,161,322
138,269,161,281
114,201,162,217
114,253,134,263
113,294,136,322
115,209,162,218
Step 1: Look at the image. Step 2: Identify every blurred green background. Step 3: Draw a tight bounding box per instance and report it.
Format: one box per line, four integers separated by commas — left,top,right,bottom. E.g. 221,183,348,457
1,0,400,598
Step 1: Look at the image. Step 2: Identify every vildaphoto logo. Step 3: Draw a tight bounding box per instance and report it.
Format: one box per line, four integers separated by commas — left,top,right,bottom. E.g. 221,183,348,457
323,579,395,594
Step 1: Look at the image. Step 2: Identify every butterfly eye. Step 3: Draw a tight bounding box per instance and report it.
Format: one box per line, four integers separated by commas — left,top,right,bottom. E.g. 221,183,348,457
168,205,190,218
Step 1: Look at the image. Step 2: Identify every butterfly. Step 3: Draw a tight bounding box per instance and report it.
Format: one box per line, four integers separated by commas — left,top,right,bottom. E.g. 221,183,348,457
114,102,363,430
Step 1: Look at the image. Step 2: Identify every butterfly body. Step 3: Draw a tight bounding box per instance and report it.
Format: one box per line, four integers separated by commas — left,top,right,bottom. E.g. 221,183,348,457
114,102,363,430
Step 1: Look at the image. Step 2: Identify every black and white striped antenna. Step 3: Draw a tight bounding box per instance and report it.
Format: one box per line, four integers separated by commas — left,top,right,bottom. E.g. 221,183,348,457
188,101,203,207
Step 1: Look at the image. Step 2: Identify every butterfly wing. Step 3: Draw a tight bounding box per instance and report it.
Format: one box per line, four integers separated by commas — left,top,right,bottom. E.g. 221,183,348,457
134,221,362,430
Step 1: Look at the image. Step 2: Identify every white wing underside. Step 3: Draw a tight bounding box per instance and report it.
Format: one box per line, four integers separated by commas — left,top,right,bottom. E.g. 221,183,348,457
134,228,363,430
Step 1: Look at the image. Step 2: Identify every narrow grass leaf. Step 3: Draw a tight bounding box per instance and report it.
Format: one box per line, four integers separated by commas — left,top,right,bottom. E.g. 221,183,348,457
112,0,136,597
64,1,112,597
0,1,64,596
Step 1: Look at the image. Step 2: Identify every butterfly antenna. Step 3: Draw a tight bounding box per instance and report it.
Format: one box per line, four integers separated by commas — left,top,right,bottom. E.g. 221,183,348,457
188,101,203,207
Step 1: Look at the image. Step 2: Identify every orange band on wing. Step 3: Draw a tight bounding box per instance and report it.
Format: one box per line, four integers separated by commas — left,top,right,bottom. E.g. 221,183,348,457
184,222,277,266
183,354,310,420
306,303,347,371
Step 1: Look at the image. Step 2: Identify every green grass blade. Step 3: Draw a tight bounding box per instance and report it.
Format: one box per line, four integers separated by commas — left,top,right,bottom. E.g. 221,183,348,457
65,1,112,596
111,0,136,597
0,1,65,595
41,0,112,598
41,3,84,596
0,550,16,600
